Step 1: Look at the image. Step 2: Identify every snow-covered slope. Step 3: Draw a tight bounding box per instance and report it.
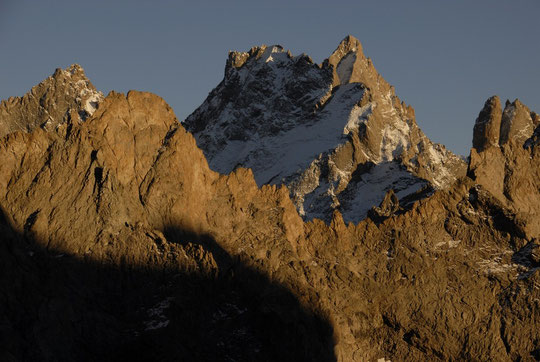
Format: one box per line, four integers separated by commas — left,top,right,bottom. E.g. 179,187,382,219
209,82,365,186
185,36,466,222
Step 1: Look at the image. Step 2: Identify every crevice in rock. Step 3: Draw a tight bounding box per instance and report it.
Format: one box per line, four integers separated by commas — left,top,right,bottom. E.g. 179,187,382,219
499,318,511,355
93,166,105,211
24,209,40,232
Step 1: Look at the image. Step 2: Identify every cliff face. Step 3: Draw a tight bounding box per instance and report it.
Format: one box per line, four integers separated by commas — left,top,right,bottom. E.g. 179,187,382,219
469,96,540,238
185,35,466,222
0,60,539,361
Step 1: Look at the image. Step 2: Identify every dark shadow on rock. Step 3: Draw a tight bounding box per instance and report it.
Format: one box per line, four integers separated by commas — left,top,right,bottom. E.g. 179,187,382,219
467,186,527,240
160,226,336,362
0,207,336,362
512,241,540,279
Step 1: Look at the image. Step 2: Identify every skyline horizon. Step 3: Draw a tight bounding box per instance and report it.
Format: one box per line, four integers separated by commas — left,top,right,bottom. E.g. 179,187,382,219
1,1,539,156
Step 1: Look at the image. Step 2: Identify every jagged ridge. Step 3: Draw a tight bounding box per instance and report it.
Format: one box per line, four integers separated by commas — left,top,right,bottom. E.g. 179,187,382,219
1,60,540,361
0,64,103,138
184,35,466,222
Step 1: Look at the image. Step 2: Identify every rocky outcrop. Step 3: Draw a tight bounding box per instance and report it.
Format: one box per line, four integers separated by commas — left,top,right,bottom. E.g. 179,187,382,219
185,35,466,222
468,96,540,238
0,63,539,361
0,64,103,138
472,95,503,151
367,189,400,222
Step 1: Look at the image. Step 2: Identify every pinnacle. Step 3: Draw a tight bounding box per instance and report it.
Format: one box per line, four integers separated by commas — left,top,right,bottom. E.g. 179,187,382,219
486,95,501,105
472,95,502,151
334,35,364,58
66,63,85,75
506,98,524,109
341,35,362,48
52,64,87,80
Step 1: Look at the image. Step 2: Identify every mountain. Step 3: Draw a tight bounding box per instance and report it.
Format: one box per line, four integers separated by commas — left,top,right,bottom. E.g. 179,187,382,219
0,64,103,138
0,50,539,361
185,35,466,222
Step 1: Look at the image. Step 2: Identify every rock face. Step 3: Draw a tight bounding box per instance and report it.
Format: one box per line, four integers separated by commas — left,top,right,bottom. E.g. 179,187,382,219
0,59,539,361
185,35,466,222
472,95,503,151
0,87,330,361
0,64,104,138
367,189,400,222
469,96,540,238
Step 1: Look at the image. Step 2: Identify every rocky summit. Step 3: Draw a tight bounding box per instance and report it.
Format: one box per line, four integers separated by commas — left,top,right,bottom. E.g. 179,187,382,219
0,36,539,362
185,35,466,222
0,64,104,138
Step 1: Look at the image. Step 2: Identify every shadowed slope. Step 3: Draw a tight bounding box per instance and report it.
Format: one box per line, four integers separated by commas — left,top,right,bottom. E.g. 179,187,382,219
0,207,336,361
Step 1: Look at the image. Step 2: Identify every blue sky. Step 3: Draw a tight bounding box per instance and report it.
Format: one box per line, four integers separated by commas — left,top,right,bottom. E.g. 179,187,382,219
1,0,538,155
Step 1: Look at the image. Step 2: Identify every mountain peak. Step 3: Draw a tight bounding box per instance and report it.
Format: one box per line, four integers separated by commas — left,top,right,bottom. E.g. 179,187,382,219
226,44,293,70
185,35,466,222
500,97,535,146
326,35,390,95
472,95,502,151
332,35,364,59
472,95,538,152
0,64,104,138
52,63,86,78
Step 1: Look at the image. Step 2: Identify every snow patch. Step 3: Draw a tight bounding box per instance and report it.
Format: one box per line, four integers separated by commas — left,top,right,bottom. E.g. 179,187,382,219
343,103,373,135
380,120,410,161
261,45,289,64
144,297,173,331
424,144,457,188
514,122,533,141
84,92,102,116
427,145,445,165
304,161,427,222
435,239,461,249
478,258,515,275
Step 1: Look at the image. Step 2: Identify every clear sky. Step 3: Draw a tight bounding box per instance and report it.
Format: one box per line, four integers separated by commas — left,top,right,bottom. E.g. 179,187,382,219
1,0,538,155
